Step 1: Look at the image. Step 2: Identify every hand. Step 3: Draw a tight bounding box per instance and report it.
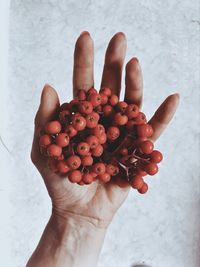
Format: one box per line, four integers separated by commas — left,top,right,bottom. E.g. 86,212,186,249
31,31,179,229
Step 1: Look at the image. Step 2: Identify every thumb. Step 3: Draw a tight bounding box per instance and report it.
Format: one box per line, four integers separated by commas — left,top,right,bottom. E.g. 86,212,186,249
35,84,60,128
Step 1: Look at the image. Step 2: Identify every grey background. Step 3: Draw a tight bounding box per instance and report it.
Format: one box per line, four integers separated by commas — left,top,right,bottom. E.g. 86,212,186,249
2,0,200,266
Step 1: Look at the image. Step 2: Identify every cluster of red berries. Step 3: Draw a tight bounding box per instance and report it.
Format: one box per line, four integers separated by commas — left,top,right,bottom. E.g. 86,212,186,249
39,87,163,194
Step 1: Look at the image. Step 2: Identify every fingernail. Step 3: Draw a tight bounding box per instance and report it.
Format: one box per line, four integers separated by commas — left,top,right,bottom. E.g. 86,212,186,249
132,57,139,63
80,31,90,36
116,31,125,37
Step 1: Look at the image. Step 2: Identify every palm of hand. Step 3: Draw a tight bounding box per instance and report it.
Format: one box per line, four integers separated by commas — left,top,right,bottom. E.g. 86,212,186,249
31,32,179,227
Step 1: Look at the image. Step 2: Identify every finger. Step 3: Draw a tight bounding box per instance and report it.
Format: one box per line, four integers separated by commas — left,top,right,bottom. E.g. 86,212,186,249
34,84,60,129
73,31,94,97
149,93,180,142
124,57,143,107
100,32,127,96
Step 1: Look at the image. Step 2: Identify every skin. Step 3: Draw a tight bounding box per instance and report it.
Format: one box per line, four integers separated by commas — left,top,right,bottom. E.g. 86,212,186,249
27,31,179,267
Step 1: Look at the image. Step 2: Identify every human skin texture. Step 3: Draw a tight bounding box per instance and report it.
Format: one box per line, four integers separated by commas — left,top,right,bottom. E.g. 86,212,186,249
26,31,179,267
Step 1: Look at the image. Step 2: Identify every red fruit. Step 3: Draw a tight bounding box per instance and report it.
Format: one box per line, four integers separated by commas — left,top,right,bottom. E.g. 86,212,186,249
117,101,128,113
100,93,108,105
78,101,93,114
98,173,111,183
107,126,120,141
67,155,81,169
137,124,153,138
109,94,119,106
57,160,70,173
69,98,79,111
57,154,64,161
64,125,77,137
88,93,101,107
92,163,106,175
78,181,85,186
45,121,61,134
103,105,114,117
86,135,99,148
86,112,99,128
82,173,94,184
98,132,107,144
77,142,90,156
81,155,93,166
145,162,158,175
129,175,144,189
59,110,71,125
59,102,71,112
89,171,98,178
91,124,105,137
72,115,86,131
55,133,69,147
119,148,128,156
77,89,86,100
100,87,112,96
139,140,154,154
136,169,147,176
106,164,117,175
138,182,148,194
134,112,147,125
126,120,136,131
87,88,97,95
91,144,103,157
114,112,128,125
68,170,82,183
125,104,139,119
47,144,62,157
39,134,52,147
150,150,163,163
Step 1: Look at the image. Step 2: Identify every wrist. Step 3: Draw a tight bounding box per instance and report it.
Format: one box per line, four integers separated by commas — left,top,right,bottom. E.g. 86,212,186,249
48,211,106,267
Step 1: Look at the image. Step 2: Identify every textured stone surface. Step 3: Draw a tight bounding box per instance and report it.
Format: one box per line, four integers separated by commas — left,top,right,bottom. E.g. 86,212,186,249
3,0,200,266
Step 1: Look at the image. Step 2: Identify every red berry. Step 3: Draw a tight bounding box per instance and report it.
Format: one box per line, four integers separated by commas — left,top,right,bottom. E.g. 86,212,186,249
92,163,106,175
78,101,93,114
72,115,86,131
39,134,52,147
100,87,112,96
98,132,107,144
47,144,62,157
68,170,82,183
126,120,136,131
55,133,70,147
137,124,153,138
125,104,139,119
145,162,158,175
97,173,111,183
114,112,128,125
86,112,99,128
91,144,103,157
139,140,154,154
64,125,77,137
91,124,105,137
103,105,114,117
81,155,93,166
69,98,79,111
117,101,128,113
138,182,148,194
57,160,70,173
82,173,94,184
107,126,120,141
106,164,117,176
136,169,147,176
59,110,71,125
67,155,81,169
119,148,128,156
45,121,61,134
77,142,90,156
86,135,99,148
129,175,144,189
134,112,147,125
150,150,163,163
109,94,119,106
87,88,97,95
77,89,86,100
88,93,101,107
59,102,71,112
100,93,108,105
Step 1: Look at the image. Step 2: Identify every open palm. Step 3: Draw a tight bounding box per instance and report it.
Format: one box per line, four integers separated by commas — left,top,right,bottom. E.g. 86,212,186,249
31,32,179,228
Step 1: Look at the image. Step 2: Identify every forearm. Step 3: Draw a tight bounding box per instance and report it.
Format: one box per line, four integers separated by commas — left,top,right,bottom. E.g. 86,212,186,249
26,212,106,267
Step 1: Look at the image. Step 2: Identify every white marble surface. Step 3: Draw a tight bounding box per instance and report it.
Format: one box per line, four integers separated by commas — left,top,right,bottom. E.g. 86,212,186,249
3,0,200,266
